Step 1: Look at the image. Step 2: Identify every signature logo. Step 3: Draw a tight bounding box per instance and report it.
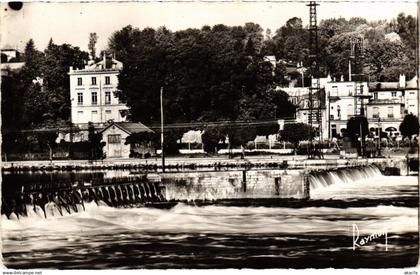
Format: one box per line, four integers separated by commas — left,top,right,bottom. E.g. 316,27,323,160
352,224,388,251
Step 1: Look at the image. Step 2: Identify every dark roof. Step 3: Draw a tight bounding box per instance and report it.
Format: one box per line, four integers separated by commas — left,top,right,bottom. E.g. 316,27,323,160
368,82,400,91
100,122,154,134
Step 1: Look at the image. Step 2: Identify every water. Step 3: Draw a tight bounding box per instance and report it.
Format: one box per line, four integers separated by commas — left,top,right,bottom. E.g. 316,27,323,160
2,167,418,269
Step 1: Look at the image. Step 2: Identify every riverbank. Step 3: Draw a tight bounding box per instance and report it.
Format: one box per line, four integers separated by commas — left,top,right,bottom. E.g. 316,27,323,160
2,154,417,175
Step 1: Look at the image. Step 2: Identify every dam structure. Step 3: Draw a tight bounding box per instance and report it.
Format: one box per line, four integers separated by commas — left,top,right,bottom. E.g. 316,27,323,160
1,157,415,219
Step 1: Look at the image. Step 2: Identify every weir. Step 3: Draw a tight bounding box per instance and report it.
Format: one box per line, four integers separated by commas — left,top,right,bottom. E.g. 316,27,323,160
1,158,413,219
1,177,170,220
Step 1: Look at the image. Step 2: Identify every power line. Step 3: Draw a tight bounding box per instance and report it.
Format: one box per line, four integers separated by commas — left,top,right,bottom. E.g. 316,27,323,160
2,118,298,133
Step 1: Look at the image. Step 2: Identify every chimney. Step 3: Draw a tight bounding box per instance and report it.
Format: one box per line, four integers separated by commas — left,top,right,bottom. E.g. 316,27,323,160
399,74,406,88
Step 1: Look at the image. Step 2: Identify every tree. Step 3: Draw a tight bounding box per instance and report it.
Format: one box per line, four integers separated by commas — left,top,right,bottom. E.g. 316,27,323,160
108,25,142,63
273,17,308,61
279,123,314,154
226,124,257,158
201,126,225,154
88,33,98,60
35,131,58,162
390,13,417,50
1,68,26,130
42,42,89,124
400,114,420,139
88,122,105,160
346,116,369,156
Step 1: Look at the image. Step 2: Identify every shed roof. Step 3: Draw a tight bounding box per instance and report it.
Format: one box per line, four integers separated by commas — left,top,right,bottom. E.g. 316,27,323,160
100,122,154,135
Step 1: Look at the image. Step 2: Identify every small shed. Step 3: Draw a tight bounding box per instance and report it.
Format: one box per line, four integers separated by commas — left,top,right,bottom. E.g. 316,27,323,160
100,122,155,158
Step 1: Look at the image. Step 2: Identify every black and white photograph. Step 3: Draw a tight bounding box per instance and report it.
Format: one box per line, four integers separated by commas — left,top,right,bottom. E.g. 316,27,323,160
1,0,419,271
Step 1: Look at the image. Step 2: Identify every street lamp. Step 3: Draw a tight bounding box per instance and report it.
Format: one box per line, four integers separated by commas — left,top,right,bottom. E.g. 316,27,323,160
377,117,382,157
160,86,165,173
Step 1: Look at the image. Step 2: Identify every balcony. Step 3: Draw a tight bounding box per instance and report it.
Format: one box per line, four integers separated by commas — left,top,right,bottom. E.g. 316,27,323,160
368,99,403,105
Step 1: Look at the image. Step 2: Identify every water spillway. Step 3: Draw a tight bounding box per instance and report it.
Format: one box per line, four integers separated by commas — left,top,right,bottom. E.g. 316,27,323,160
309,165,382,190
1,175,170,220
1,164,394,219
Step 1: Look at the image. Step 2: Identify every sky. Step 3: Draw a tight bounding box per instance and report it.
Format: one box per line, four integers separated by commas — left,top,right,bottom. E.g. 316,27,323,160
1,1,417,53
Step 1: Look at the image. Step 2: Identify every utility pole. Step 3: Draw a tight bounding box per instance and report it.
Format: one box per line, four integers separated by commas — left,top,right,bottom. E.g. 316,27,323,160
160,86,165,173
377,117,381,157
359,123,364,157
307,1,323,159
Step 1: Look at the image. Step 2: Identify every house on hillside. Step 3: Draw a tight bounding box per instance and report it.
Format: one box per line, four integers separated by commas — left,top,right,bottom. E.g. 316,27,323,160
68,55,130,127
100,122,155,158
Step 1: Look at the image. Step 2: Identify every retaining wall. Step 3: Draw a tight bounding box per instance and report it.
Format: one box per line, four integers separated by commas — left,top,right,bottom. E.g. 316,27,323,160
147,170,306,201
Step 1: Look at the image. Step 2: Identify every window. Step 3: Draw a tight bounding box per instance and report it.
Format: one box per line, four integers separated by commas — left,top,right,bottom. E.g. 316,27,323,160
77,92,83,105
105,91,111,104
372,107,379,118
91,92,97,105
77,77,82,86
374,92,378,100
391,92,397,97
105,110,112,121
91,110,98,121
410,92,415,95
108,134,121,144
347,104,353,117
91,77,97,85
337,105,341,119
388,106,394,118
105,76,110,85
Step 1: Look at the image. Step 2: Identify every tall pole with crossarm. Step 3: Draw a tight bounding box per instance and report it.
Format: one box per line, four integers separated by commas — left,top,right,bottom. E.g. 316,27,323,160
160,86,165,173
307,1,323,159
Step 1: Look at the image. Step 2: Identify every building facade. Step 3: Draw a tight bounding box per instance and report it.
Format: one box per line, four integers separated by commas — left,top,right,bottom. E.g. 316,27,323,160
365,75,417,138
69,56,129,127
282,74,418,141
325,81,370,138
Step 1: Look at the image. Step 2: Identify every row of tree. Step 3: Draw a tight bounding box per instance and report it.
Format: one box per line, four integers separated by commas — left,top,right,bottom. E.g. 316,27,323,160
261,13,417,82
2,39,89,130
1,14,418,157
108,24,296,151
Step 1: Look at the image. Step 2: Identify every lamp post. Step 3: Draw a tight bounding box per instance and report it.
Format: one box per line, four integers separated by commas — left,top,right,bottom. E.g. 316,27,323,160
377,117,382,157
160,86,165,173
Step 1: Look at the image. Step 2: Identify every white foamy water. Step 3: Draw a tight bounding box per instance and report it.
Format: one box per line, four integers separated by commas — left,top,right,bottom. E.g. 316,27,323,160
1,169,418,269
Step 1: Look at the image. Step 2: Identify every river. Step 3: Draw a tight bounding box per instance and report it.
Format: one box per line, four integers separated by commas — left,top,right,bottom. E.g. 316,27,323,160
1,167,418,269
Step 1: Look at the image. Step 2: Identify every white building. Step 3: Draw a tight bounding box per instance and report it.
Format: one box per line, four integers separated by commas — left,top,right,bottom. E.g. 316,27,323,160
403,76,418,116
366,75,418,138
69,56,129,127
325,74,418,139
325,81,370,138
